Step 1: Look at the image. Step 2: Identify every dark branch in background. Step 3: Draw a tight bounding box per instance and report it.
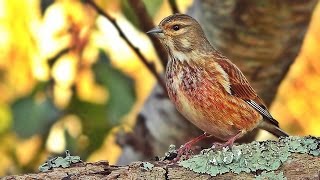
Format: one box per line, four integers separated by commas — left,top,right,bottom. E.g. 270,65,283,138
128,0,168,67
47,48,70,68
85,0,166,92
168,0,180,14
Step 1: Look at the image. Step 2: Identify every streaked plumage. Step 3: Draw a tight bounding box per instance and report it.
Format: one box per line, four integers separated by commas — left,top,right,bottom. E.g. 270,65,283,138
147,14,288,147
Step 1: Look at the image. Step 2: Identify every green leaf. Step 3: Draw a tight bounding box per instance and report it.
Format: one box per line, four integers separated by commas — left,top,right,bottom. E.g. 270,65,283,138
68,96,110,157
67,50,135,157
11,93,59,138
93,50,135,125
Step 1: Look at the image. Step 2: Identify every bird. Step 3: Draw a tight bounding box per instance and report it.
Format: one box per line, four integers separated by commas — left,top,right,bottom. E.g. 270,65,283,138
147,14,289,157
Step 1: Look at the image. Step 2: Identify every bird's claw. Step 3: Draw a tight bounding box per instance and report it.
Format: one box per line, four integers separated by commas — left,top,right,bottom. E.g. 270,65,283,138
172,143,193,162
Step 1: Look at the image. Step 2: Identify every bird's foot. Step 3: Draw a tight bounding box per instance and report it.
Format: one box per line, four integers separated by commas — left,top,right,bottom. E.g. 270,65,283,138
171,133,210,162
174,142,193,161
211,132,241,150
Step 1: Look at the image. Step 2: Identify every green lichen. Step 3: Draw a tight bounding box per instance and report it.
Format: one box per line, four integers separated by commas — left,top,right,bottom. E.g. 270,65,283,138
141,162,154,171
179,136,319,176
39,150,82,172
255,171,287,180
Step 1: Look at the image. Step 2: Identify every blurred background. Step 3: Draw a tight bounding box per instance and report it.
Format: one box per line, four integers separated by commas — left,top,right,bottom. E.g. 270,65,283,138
0,0,319,176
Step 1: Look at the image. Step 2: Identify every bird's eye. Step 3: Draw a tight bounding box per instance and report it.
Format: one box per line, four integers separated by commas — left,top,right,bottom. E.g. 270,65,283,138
172,25,180,31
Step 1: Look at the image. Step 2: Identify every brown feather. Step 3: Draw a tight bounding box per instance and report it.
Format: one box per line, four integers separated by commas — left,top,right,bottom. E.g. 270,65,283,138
214,56,262,102
212,53,279,127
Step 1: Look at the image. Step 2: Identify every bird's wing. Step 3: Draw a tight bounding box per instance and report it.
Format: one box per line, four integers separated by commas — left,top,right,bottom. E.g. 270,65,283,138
214,56,279,127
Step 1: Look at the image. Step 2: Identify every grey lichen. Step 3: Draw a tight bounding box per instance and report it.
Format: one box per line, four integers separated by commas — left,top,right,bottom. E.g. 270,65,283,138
179,136,319,176
39,150,82,172
255,171,287,180
141,162,154,171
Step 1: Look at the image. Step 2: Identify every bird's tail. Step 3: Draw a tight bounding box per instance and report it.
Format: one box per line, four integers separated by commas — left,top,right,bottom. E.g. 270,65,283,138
259,120,289,137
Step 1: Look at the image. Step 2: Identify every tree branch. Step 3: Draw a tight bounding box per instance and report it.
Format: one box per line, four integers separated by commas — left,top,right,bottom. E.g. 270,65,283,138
85,0,166,91
168,0,180,14
4,136,320,179
128,0,168,67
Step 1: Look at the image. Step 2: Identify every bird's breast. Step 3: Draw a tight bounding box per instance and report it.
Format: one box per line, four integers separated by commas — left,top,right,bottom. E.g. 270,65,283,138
165,60,261,140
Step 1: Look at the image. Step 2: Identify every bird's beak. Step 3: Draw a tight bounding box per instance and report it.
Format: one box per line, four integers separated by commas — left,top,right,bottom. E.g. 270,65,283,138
147,26,163,34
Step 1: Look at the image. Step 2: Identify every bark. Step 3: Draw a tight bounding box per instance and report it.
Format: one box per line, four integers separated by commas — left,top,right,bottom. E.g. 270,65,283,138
3,138,320,180
116,0,318,164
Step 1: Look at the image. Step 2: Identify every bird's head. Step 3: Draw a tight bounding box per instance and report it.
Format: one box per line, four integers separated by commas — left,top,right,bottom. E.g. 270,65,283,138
147,14,213,58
